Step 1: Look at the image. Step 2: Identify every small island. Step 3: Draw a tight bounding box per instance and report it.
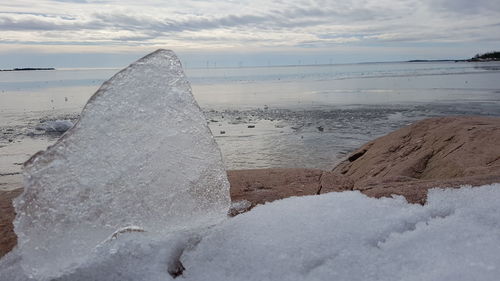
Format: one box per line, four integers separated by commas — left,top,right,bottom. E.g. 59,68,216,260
407,51,500,63
468,51,500,62
0,67,55,72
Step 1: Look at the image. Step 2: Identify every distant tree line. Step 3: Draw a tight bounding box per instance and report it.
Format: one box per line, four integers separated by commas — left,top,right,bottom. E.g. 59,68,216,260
469,51,500,61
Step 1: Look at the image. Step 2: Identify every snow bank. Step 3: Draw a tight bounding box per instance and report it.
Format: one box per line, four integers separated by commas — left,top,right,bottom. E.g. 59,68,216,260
0,232,197,281
1,184,500,280
181,184,500,281
11,49,230,280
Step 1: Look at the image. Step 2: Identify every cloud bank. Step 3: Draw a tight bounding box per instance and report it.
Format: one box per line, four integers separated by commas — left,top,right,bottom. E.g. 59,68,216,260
0,0,499,66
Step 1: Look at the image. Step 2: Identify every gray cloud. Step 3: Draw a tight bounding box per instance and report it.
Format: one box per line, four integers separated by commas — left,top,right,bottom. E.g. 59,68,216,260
0,15,75,31
430,0,500,14
0,3,390,34
92,9,323,33
0,0,499,51
52,0,89,2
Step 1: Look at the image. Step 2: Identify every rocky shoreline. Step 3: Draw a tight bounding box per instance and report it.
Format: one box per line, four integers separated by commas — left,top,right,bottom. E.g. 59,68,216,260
2,115,500,258
231,116,500,206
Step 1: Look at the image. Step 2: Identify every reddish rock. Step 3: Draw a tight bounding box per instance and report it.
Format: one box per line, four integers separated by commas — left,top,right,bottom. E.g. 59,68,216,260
0,189,22,258
228,168,323,208
327,116,500,202
360,174,500,204
319,172,353,193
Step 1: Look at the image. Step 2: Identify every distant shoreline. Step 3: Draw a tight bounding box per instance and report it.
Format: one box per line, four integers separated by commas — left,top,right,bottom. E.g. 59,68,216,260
407,59,499,63
408,52,500,63
407,59,465,63
2,58,498,72
0,68,55,72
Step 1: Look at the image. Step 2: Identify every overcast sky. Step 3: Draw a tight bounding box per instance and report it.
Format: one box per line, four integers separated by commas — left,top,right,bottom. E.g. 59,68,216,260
1,0,499,68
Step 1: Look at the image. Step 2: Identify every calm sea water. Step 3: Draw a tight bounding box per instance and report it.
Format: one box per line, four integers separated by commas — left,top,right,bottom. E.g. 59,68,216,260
1,61,500,182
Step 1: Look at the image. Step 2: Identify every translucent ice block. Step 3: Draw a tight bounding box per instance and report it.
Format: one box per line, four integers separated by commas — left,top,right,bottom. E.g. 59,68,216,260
14,49,230,280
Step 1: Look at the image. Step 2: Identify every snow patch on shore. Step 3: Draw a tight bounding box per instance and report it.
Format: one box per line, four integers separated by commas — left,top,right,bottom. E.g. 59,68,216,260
181,184,500,281
2,184,500,281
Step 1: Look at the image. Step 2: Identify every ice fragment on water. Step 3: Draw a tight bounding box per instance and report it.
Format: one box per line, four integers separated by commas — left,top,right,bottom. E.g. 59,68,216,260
13,49,230,280
35,119,74,133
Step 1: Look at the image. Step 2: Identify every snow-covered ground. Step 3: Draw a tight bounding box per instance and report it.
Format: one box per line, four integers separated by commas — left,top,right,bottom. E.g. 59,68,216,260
181,184,500,281
2,184,499,281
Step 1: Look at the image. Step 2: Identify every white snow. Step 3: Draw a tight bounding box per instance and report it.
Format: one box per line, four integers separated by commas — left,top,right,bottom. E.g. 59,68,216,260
1,184,500,280
181,184,500,281
35,119,74,133
11,49,230,280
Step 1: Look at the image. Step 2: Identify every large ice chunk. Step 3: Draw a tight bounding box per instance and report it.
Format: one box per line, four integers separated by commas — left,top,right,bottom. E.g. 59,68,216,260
13,49,230,280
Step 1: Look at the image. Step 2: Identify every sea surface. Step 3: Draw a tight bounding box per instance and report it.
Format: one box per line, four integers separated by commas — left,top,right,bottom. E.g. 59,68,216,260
1,60,500,190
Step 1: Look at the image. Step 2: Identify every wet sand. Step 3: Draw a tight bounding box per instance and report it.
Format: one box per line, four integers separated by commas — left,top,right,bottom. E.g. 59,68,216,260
0,188,22,257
